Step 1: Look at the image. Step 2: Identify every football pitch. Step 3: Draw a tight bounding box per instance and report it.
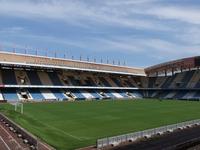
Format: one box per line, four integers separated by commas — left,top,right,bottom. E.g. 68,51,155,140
1,99,200,150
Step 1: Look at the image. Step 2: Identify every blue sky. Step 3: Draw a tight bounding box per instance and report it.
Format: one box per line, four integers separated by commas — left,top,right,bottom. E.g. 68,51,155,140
0,0,200,67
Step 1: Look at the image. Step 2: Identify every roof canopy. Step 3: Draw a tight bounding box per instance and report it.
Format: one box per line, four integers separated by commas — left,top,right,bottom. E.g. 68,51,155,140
145,56,200,76
0,51,145,76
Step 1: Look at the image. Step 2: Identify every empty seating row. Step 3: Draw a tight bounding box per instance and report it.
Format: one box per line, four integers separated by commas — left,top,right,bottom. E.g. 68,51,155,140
148,70,200,89
147,90,200,100
0,68,137,88
0,88,143,101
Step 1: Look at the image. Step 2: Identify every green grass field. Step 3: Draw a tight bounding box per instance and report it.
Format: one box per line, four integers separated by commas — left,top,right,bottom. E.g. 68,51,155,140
1,99,200,150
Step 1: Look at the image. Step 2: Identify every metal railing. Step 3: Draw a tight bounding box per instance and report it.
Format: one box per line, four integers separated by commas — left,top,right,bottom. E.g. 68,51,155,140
97,119,200,149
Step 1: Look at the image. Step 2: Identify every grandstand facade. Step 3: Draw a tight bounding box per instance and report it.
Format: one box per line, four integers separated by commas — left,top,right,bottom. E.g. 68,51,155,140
0,51,200,102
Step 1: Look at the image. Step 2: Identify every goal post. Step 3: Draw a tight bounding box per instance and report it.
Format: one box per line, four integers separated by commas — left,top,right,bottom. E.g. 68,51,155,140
14,102,23,114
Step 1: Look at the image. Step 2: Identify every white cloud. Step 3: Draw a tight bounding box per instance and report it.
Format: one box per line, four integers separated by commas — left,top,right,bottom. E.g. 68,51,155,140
145,6,200,25
0,0,200,66
0,0,171,31
105,0,160,5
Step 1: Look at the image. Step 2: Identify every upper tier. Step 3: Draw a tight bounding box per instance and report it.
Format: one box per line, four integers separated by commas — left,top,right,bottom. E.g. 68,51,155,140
0,51,145,76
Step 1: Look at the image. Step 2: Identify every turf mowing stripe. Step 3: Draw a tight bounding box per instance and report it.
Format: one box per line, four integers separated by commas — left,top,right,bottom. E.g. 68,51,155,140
43,123,84,141
25,116,84,141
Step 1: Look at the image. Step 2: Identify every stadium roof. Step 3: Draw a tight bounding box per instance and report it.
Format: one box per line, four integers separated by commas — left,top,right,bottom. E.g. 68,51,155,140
1,51,199,77
145,56,200,76
0,51,145,76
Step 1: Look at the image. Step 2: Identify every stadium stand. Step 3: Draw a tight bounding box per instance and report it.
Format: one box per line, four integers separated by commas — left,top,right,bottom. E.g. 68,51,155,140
0,51,200,102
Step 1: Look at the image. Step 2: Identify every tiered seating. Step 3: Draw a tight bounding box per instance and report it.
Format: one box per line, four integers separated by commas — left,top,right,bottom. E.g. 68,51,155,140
131,91,143,98
194,75,200,88
154,77,168,88
173,91,186,99
193,91,200,100
168,72,185,88
40,89,57,100
136,77,147,88
28,89,44,101
182,91,196,99
187,70,200,88
123,80,135,87
2,89,18,101
180,71,195,88
152,70,200,89
2,69,17,85
157,90,169,98
50,89,67,100
48,72,63,86
26,71,42,85
99,77,111,87
118,90,129,98
37,72,53,85
161,75,177,88
70,89,85,100
111,77,122,87
148,77,157,88
84,77,96,86
103,91,116,99
89,90,102,99
0,68,140,88
68,76,81,86
2,66,200,102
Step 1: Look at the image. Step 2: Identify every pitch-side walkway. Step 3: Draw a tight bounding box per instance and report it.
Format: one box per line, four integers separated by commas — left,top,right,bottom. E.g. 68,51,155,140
0,114,54,150
111,125,200,150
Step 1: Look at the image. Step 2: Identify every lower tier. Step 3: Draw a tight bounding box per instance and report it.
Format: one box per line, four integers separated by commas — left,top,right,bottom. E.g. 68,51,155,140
1,89,200,102
0,88,143,102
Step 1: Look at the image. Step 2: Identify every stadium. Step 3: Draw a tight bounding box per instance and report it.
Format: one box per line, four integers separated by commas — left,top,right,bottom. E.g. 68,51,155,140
0,51,200,102
1,1,200,150
0,50,200,150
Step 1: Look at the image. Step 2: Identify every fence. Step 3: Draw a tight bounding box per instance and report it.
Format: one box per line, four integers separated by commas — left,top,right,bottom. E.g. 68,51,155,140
97,119,200,149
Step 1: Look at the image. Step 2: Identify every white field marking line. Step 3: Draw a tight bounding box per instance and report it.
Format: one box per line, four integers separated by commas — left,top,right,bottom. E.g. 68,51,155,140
0,125,22,148
0,136,11,150
43,124,91,140
26,117,83,141
41,123,83,141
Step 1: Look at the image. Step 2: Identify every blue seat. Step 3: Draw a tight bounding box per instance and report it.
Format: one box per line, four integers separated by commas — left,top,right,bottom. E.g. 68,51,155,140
50,89,67,100
2,88,18,101
28,89,44,101
173,91,187,99
70,89,86,100
131,91,143,98
104,90,116,98
89,90,101,99
118,90,129,98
